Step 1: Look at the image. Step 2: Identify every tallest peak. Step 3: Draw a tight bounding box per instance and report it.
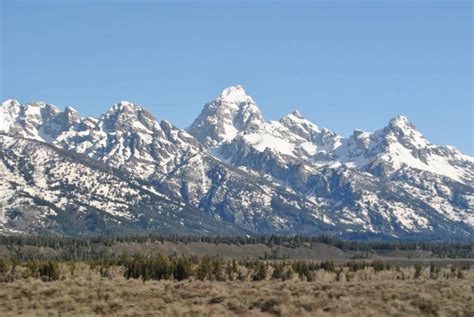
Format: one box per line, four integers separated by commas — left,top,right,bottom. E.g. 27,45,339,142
188,85,263,147
218,85,251,104
221,84,245,93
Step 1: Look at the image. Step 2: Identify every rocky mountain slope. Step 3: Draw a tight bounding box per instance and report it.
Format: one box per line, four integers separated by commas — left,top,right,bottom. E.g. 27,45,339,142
1,86,473,239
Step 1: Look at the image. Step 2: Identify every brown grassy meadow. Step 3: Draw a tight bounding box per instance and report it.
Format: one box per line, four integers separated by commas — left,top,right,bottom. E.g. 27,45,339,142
0,262,472,317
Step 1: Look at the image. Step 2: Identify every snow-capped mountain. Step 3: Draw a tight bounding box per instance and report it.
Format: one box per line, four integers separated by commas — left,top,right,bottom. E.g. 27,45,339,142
0,99,82,142
1,86,473,240
188,85,264,147
187,86,473,238
55,101,202,180
334,115,474,183
0,134,241,235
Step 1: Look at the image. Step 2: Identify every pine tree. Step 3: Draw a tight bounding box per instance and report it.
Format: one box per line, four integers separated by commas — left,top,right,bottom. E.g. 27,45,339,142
252,261,267,281
152,254,172,280
211,257,224,281
39,261,60,281
196,256,211,281
173,256,192,281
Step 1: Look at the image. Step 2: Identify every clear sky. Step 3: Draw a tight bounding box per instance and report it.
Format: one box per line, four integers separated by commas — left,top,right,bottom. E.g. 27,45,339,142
1,0,472,154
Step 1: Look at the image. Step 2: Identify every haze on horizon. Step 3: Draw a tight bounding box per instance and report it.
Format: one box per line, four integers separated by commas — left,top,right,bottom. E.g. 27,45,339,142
0,1,472,154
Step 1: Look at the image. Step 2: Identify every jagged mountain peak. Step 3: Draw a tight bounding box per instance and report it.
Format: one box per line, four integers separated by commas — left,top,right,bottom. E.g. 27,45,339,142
279,110,321,137
215,85,262,119
29,102,62,116
1,99,21,108
0,99,48,123
280,109,317,126
104,101,147,115
0,100,77,141
39,100,203,177
12,101,62,115
218,85,252,104
65,106,79,113
385,115,419,136
380,115,428,149
278,110,341,153
100,101,158,133
290,109,304,119
388,114,411,127
334,115,474,184
341,116,424,158
0,100,21,135
344,115,427,152
188,85,264,147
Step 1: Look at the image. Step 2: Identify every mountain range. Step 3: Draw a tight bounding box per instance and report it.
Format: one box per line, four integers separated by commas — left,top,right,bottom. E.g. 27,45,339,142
1,85,473,240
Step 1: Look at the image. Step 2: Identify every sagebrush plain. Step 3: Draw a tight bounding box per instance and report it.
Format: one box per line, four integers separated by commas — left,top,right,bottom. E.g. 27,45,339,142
0,261,472,316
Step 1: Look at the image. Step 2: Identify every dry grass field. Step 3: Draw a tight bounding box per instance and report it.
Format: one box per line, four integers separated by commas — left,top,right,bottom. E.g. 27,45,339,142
0,263,472,317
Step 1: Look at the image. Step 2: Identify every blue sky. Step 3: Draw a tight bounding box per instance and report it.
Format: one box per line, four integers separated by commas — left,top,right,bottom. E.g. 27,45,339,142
1,0,472,154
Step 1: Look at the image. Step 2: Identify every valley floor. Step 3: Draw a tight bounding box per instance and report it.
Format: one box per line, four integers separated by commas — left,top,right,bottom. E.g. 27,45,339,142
0,266,472,316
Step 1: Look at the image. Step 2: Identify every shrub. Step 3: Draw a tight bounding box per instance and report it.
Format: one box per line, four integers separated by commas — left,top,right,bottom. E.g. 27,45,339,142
321,260,336,273
252,261,267,281
68,262,76,276
210,257,225,281
347,260,367,272
371,260,385,272
38,261,60,281
284,267,294,281
429,262,439,279
271,262,285,280
225,259,239,281
0,258,10,274
26,260,40,278
414,263,422,279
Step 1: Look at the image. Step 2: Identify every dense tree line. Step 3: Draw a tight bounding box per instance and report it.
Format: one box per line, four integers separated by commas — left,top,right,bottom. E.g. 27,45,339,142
0,234,472,261
0,254,470,284
103,255,472,283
